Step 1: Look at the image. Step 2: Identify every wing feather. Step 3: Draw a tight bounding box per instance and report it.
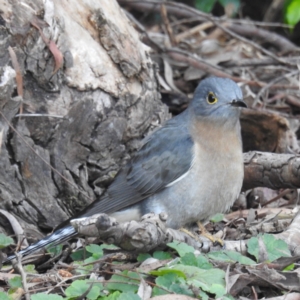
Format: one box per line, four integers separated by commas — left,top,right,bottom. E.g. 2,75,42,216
60,110,194,223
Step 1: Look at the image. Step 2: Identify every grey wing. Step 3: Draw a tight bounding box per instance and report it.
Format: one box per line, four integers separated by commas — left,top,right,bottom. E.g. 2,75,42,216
78,111,194,218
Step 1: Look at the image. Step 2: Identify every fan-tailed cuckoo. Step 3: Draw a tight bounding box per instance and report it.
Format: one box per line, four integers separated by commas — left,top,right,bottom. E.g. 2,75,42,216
4,76,246,263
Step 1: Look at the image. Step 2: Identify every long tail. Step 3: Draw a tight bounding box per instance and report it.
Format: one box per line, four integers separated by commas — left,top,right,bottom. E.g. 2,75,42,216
4,225,77,263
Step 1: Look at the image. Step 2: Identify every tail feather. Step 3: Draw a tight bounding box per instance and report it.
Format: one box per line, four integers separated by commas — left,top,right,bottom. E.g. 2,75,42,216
4,226,77,263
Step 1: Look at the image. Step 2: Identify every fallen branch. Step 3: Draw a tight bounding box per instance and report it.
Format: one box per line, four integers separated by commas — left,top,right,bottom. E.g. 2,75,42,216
243,152,300,190
71,208,300,260
71,213,204,253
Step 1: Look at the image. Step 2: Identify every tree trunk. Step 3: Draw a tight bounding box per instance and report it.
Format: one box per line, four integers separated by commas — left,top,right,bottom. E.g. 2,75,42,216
0,0,168,239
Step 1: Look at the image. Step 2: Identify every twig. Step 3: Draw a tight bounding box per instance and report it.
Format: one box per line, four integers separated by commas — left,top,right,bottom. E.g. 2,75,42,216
160,4,176,46
227,23,298,53
166,48,232,77
175,22,214,43
8,47,23,116
14,252,30,300
221,57,300,68
251,285,258,300
165,48,267,87
230,19,292,29
15,114,65,118
253,70,300,107
213,22,293,66
262,189,292,208
8,47,23,98
285,94,300,108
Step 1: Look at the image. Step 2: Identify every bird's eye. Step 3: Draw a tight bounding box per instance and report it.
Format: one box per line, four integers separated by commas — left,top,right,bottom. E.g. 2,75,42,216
207,92,218,104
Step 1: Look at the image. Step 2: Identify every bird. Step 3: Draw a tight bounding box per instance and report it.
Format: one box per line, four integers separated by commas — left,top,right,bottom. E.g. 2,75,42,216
4,76,246,263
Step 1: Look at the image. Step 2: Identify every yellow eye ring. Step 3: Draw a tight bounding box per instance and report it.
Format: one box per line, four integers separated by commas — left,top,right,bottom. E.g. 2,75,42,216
207,92,218,104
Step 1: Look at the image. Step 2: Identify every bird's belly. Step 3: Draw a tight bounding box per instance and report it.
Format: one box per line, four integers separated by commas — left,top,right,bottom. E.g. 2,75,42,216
143,157,243,228
111,149,243,229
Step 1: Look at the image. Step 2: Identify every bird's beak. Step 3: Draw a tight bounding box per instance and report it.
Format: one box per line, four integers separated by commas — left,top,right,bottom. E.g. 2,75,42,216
230,99,247,108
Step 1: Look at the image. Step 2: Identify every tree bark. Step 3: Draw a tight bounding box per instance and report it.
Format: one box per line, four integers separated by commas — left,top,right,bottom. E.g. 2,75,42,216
0,0,168,238
243,152,300,190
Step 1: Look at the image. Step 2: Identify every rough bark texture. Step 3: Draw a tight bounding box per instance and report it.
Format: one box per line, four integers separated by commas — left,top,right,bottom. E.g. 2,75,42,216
71,212,204,253
0,0,168,238
243,152,300,190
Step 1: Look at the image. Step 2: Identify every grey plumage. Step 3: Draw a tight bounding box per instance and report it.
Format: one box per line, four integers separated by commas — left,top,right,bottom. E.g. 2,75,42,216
4,77,246,262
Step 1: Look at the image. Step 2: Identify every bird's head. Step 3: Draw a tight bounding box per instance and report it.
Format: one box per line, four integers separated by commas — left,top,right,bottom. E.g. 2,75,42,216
189,77,247,123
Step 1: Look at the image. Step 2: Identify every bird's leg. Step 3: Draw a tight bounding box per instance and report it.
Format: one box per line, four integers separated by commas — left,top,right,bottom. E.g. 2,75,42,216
179,227,201,241
197,221,224,246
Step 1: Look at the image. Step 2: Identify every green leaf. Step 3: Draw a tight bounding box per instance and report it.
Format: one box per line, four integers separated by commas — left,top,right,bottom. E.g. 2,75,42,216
65,280,103,300
180,252,213,269
207,250,255,265
207,251,236,263
85,283,104,300
169,281,194,297
155,273,179,290
84,256,101,264
105,271,140,293
180,252,197,266
226,251,256,265
167,241,195,257
71,249,87,261
196,255,214,268
218,0,240,16
72,243,117,262
210,213,224,223
221,295,236,300
98,291,121,300
72,261,93,275
24,264,36,273
0,292,9,300
80,244,104,263
47,244,63,256
283,263,295,271
152,285,167,297
0,234,13,249
285,0,300,26
8,276,22,288
162,264,226,297
100,244,120,250
86,244,103,258
137,253,151,262
150,268,186,278
247,234,291,262
195,0,217,12
198,289,209,300
153,251,172,260
209,283,227,298
31,294,64,300
86,244,102,254
152,273,193,297
117,292,141,300
174,265,225,285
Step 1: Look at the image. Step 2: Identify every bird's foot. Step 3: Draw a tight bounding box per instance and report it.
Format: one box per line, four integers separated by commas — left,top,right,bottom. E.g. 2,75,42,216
179,227,202,242
197,221,224,246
